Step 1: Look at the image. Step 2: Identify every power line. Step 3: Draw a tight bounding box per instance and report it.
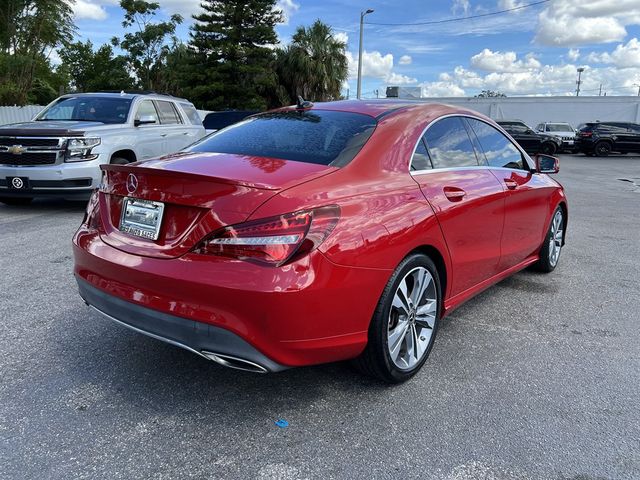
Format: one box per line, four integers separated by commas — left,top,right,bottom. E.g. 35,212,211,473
364,0,550,26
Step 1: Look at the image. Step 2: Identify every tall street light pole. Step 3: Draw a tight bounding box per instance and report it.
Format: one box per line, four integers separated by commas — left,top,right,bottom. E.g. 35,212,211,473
357,9,374,100
575,67,585,96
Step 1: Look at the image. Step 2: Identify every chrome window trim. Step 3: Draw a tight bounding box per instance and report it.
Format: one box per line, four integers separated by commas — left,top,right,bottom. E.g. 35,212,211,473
408,113,534,175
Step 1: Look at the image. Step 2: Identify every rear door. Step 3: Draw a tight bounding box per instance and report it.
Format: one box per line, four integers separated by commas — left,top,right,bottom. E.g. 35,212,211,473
466,118,549,270
627,124,640,152
411,116,505,297
155,100,195,154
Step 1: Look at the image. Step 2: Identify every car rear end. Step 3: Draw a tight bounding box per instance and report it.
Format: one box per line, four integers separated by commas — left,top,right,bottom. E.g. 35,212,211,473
73,108,389,371
575,123,598,154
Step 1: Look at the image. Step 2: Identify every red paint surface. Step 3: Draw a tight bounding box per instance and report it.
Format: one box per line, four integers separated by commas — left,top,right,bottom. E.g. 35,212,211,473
73,100,567,367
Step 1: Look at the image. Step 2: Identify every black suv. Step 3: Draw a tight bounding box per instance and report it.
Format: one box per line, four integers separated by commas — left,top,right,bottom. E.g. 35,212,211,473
497,120,562,155
575,122,640,156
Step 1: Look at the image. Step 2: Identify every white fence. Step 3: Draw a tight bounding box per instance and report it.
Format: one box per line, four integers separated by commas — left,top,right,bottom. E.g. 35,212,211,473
0,105,44,126
416,96,640,129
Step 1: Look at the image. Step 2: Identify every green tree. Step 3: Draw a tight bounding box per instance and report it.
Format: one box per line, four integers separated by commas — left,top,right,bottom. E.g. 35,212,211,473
185,0,283,110
475,90,507,98
112,0,182,91
0,0,75,105
59,40,134,92
275,20,348,104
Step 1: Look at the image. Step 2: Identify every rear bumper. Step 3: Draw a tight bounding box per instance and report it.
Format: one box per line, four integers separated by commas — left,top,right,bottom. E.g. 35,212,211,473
73,228,391,368
77,278,286,372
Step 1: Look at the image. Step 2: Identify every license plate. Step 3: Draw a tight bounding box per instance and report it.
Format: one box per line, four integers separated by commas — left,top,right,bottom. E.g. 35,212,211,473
7,177,29,190
119,197,165,240
565,140,574,145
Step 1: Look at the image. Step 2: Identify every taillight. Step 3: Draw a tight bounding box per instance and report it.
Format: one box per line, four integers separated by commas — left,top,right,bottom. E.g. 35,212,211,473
194,206,340,266
82,189,102,230
580,131,593,137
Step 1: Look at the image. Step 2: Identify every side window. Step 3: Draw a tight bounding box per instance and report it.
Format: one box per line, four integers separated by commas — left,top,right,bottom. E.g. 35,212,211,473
410,138,432,171
536,123,543,131
156,101,182,124
423,117,479,169
180,103,202,125
467,118,526,170
135,100,159,124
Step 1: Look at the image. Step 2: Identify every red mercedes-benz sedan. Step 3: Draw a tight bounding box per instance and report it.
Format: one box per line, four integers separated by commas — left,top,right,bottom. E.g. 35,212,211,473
73,100,567,383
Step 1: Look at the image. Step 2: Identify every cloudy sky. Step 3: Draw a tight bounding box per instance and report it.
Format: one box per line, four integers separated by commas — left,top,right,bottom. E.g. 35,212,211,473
71,0,640,98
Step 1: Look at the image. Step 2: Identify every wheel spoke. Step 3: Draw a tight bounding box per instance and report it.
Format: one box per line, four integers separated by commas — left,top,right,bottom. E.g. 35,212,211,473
404,325,415,363
411,269,432,306
397,278,412,311
388,320,409,360
391,295,410,316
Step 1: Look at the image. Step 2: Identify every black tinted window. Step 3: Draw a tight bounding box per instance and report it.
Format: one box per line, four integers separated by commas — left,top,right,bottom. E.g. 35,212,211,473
188,110,376,166
424,117,478,168
411,138,432,171
468,118,525,170
157,101,181,124
203,111,259,130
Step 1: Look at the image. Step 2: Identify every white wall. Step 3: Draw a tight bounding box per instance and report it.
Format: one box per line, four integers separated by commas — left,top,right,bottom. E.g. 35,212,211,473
0,105,44,126
416,96,640,129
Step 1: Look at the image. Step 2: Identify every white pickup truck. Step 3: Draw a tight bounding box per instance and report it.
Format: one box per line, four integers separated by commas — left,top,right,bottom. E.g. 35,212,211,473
0,92,206,205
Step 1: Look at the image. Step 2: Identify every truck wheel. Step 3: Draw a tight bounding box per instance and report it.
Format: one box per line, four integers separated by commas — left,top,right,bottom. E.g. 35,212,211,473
0,197,33,206
110,157,130,165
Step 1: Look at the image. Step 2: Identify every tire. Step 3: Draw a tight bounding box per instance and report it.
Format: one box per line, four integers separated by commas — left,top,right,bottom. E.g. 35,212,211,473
354,253,441,383
595,141,612,157
541,142,557,155
0,196,33,206
534,207,564,273
110,156,130,165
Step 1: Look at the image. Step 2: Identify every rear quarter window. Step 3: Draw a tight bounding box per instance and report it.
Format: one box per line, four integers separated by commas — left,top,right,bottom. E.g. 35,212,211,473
187,110,377,166
180,103,202,125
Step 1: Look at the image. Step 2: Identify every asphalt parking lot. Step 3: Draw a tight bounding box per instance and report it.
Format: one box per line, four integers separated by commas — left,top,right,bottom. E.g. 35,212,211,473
1,154,639,480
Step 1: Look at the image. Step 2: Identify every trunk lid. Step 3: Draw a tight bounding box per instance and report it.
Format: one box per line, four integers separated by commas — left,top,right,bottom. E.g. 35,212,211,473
98,152,338,259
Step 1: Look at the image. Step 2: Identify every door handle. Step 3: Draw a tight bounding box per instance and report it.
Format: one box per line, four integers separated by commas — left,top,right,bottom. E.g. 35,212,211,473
504,179,518,190
443,186,466,201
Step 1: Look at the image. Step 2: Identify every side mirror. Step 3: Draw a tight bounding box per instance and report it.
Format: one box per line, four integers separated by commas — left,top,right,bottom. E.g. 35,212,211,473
134,115,156,126
535,154,559,174
526,129,535,134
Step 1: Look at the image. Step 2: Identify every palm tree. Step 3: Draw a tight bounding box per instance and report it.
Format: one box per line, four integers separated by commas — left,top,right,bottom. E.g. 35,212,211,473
275,20,348,104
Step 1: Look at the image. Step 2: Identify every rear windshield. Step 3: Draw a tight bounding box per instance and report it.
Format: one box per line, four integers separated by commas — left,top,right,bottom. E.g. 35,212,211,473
203,111,259,130
188,110,377,166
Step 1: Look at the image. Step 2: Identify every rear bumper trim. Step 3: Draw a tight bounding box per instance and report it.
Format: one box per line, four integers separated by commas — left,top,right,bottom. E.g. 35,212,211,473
76,277,288,372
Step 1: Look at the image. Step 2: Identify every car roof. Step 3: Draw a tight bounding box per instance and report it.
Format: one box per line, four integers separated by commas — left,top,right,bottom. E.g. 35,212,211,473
274,99,492,122
58,92,193,103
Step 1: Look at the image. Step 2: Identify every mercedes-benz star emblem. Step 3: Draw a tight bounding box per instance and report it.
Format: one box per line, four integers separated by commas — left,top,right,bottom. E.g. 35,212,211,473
126,173,138,194
11,178,24,189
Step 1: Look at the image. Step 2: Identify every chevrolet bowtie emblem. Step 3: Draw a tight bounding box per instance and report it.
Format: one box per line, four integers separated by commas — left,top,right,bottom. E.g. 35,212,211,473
7,145,26,155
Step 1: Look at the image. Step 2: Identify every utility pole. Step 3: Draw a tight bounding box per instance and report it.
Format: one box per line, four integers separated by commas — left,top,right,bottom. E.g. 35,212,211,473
357,9,374,100
598,83,602,96
576,67,584,96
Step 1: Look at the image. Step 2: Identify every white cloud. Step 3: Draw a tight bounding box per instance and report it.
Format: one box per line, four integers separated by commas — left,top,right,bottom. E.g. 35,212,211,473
387,72,418,85
421,82,466,97
398,55,412,65
276,0,299,25
451,0,470,16
498,0,526,9
470,49,541,73
534,0,640,46
586,38,640,68
567,48,580,61
332,32,349,45
73,0,108,20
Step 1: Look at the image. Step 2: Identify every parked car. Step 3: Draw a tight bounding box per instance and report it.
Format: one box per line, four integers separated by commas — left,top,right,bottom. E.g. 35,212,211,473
535,122,577,152
202,110,259,134
497,120,562,155
0,92,206,205
73,101,567,383
575,121,640,156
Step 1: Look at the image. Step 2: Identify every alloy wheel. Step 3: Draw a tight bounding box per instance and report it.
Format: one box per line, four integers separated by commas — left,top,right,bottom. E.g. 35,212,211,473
387,267,437,370
549,209,563,267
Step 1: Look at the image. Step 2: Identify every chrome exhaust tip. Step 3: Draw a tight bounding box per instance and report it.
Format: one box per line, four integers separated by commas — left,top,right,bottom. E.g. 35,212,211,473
201,351,269,374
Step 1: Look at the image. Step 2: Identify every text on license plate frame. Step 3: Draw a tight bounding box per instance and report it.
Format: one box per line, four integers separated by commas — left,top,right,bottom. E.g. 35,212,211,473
119,197,165,240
